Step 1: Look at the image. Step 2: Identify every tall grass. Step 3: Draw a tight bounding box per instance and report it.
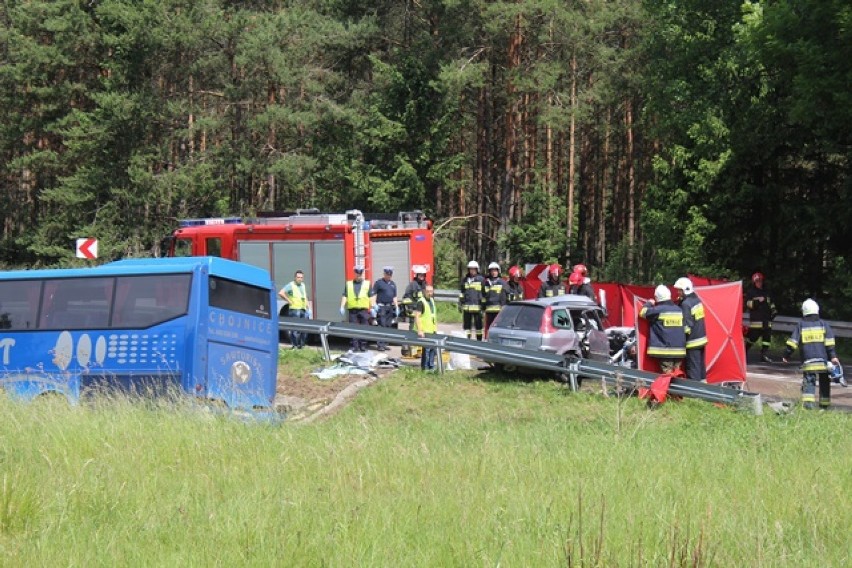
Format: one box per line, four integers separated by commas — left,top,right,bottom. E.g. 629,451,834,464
1,376,850,566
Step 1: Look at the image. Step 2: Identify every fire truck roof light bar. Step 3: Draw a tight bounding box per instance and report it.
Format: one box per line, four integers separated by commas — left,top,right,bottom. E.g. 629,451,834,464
179,217,243,227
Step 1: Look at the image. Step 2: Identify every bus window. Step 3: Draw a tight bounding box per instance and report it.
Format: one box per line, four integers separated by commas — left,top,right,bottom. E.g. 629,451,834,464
208,276,272,319
40,277,115,330
173,238,193,257
0,280,42,330
206,237,222,257
112,274,192,328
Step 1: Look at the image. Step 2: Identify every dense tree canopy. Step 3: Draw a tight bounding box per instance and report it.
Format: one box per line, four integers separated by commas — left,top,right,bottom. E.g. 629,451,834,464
0,0,848,316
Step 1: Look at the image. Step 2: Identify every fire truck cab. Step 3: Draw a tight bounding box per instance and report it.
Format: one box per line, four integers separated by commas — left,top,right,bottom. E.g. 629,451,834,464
165,209,433,321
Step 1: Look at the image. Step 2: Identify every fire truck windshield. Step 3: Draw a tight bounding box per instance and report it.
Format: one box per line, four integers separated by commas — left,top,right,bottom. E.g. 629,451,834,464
173,238,193,257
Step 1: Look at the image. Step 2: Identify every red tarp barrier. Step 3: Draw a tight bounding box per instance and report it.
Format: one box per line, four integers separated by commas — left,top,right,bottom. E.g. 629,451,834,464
687,273,729,286
633,281,746,383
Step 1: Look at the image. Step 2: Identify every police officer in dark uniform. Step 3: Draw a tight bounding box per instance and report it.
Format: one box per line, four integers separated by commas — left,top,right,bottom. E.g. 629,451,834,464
371,266,399,351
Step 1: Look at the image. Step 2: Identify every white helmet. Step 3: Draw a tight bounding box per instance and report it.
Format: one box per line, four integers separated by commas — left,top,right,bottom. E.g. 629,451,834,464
802,298,819,316
654,284,671,302
411,264,427,275
487,262,500,271
673,277,694,295
467,260,479,270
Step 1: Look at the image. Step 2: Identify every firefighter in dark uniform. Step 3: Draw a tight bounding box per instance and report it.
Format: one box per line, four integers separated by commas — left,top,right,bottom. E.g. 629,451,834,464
371,266,399,351
782,299,841,409
572,263,596,302
639,285,686,374
506,265,524,302
674,277,708,382
538,264,566,298
401,265,427,320
483,262,508,339
339,266,374,352
459,260,486,340
744,271,776,363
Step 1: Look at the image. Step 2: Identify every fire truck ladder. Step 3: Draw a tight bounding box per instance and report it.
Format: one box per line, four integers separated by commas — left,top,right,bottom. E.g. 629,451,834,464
279,317,763,412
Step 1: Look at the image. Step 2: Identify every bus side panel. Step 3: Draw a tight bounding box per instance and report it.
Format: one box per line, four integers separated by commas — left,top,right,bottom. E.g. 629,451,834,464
205,341,275,409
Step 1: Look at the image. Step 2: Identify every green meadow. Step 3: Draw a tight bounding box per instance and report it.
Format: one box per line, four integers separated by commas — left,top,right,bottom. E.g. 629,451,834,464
1,371,850,567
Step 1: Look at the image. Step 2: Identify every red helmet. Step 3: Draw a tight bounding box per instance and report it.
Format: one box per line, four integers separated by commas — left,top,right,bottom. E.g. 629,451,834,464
548,263,561,277
568,271,583,286
508,265,521,278
572,263,588,277
751,272,764,283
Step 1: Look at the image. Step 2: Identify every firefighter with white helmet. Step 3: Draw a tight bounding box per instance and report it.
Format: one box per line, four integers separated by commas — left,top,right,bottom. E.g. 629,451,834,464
639,284,686,374
673,277,708,381
459,259,486,340
782,298,843,409
483,262,507,338
538,263,566,298
744,271,777,363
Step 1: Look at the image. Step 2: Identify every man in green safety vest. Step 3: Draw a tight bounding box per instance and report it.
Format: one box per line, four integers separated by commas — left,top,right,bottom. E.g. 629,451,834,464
278,269,312,349
339,266,374,352
413,285,438,370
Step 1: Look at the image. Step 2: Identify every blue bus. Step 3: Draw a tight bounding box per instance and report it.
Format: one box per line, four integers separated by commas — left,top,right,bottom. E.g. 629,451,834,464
0,257,278,412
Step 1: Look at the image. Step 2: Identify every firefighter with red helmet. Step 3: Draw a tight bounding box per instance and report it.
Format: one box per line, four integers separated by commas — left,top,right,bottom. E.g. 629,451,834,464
459,260,486,340
506,265,524,302
782,299,841,409
538,263,566,298
483,262,508,338
744,271,777,363
570,263,595,301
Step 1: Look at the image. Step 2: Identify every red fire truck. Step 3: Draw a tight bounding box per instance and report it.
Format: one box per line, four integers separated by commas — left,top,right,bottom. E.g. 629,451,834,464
164,209,433,321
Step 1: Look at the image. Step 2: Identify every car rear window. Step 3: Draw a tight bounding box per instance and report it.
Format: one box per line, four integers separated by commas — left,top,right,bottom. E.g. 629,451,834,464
491,304,544,331
514,305,544,331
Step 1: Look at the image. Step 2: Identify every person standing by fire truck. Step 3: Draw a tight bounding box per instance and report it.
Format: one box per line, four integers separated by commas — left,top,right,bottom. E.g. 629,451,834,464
538,263,566,298
506,265,524,302
459,260,486,340
371,266,399,351
339,266,374,352
278,269,312,349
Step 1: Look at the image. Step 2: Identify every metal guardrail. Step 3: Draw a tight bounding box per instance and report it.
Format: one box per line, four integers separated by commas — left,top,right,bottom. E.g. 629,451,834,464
431,291,852,338
744,315,852,338
279,317,762,411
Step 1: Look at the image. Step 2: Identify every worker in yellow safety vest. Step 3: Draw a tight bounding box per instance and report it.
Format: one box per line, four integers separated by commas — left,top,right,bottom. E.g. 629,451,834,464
339,266,374,352
414,285,438,370
278,269,312,349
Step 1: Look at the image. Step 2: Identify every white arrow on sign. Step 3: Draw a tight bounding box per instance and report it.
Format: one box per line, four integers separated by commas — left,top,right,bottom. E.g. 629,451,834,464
76,238,98,259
